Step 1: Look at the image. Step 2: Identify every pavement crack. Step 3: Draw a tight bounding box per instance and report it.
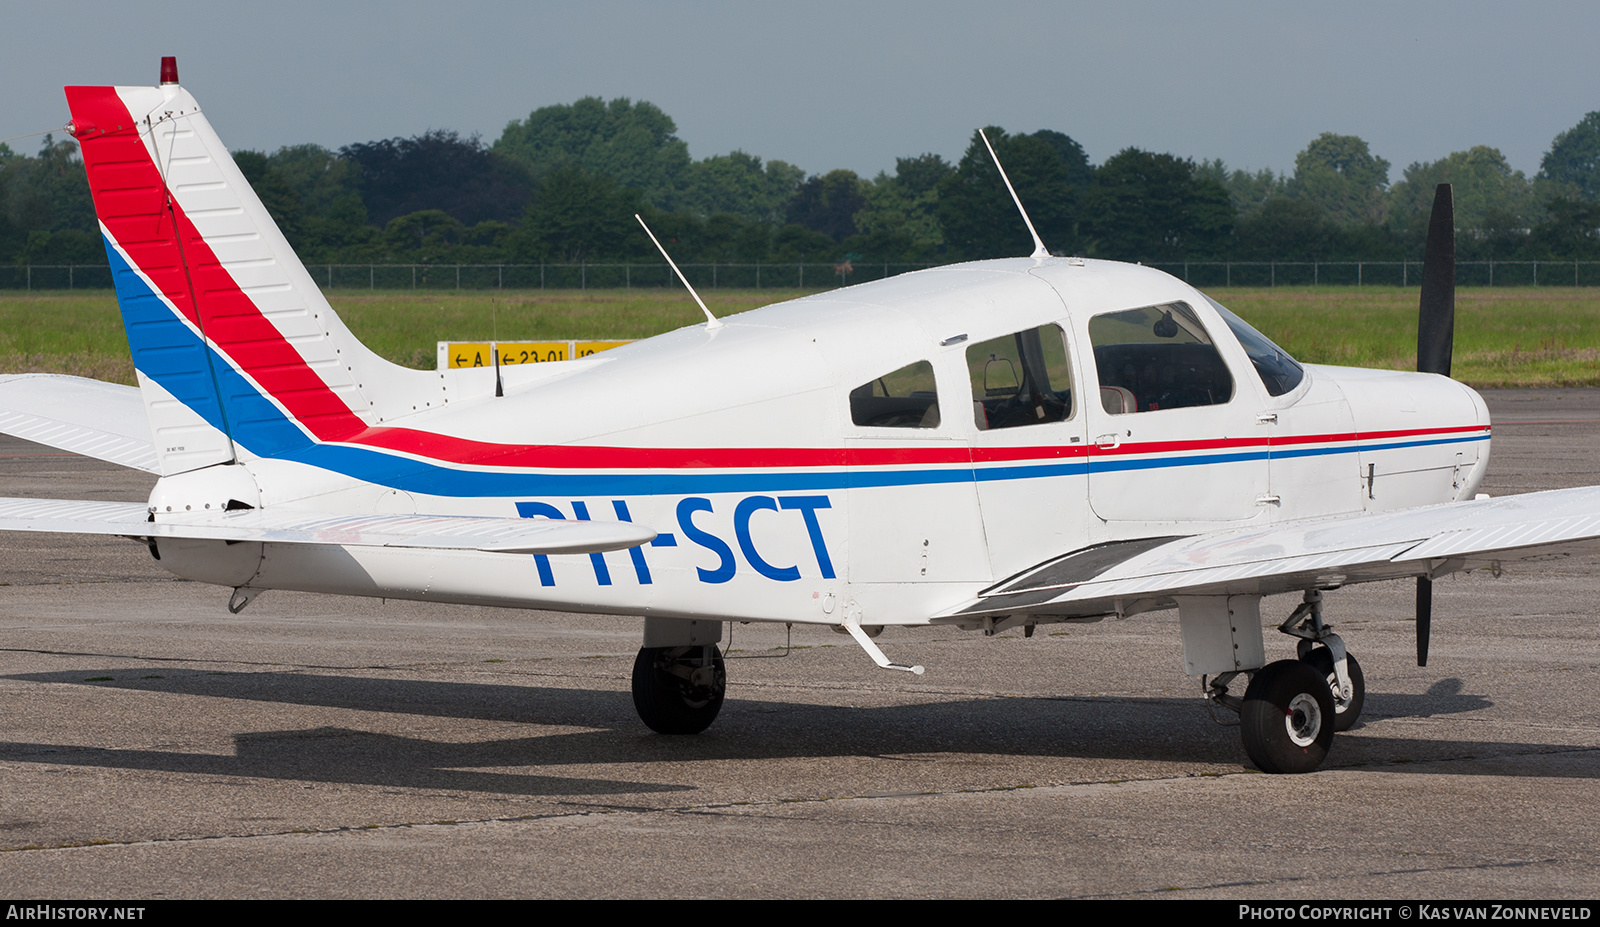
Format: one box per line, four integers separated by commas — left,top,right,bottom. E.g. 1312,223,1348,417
0,808,634,855
1089,856,1567,899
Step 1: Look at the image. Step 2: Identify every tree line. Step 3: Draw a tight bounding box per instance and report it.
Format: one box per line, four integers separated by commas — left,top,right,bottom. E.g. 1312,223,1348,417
5,97,1600,272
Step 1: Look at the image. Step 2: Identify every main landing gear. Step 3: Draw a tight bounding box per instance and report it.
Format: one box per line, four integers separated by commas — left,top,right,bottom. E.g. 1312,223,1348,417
631,619,728,735
1238,659,1334,774
632,645,726,734
1205,590,1366,774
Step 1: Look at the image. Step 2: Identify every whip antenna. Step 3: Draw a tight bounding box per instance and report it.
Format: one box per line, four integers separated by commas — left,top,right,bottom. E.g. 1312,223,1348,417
980,128,1049,259
636,214,722,330
492,298,503,397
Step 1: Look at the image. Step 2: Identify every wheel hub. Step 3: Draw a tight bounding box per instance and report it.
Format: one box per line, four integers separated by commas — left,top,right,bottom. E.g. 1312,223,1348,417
1285,692,1323,746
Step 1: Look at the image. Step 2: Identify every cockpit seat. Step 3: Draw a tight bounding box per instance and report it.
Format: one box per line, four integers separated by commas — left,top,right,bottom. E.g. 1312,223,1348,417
1100,385,1136,415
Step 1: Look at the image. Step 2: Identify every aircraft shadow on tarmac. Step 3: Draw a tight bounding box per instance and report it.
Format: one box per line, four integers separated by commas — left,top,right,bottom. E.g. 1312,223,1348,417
1,667,1590,792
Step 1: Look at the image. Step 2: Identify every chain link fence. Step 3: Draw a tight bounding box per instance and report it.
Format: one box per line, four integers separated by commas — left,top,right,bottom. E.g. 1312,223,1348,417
0,262,938,292
8,259,1600,291
1145,260,1600,288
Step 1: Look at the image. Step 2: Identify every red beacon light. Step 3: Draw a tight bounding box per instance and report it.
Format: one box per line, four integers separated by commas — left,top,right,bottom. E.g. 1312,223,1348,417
159,56,178,85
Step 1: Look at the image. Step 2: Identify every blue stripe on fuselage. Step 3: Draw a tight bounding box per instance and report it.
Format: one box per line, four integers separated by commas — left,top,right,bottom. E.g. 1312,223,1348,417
103,239,1489,497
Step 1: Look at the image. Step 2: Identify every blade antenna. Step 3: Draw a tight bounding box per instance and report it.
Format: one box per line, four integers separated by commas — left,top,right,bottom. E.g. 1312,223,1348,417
636,214,722,330
980,128,1049,259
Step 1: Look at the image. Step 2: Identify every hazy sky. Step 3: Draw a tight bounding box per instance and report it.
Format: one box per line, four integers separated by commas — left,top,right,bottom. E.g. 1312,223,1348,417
4,1,1597,183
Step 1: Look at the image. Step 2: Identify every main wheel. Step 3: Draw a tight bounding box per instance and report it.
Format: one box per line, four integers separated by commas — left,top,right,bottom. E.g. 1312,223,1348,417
1240,659,1336,774
631,644,726,735
1303,648,1365,731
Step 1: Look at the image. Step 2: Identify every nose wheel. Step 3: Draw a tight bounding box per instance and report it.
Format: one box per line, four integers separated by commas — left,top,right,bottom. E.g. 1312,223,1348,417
1302,648,1364,731
632,644,726,734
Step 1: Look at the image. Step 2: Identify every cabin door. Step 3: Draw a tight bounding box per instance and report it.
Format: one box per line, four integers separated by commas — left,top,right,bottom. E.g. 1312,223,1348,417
1078,302,1270,526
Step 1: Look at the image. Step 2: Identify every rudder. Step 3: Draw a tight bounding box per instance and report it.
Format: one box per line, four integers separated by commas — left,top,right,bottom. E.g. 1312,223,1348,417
66,62,438,476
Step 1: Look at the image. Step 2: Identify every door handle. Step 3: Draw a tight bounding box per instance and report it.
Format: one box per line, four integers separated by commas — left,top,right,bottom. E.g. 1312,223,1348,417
1094,433,1121,449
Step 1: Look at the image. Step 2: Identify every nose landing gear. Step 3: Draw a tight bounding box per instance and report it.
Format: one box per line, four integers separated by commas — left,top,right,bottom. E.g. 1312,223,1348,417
1302,647,1365,732
1281,589,1365,732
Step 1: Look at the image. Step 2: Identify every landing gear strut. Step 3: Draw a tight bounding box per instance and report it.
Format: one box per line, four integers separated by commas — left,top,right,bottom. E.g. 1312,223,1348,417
1280,589,1365,731
631,644,726,734
1303,648,1364,732
1202,589,1365,773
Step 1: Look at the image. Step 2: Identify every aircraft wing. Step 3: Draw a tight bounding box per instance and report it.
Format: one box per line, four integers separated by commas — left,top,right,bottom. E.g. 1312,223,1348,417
940,486,1600,622
0,496,655,555
0,375,159,473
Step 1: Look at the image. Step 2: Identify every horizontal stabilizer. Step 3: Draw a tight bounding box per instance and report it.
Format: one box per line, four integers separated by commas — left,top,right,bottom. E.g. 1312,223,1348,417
943,486,1600,621
0,497,655,555
0,375,158,473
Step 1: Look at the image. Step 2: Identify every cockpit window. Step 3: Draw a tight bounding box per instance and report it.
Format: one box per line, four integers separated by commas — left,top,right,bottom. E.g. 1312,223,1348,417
1203,294,1305,397
967,324,1074,430
1088,302,1234,414
850,360,940,428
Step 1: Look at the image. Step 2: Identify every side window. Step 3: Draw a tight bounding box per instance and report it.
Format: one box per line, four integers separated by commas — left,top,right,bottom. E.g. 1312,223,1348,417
966,324,1075,431
1089,302,1234,414
850,360,940,428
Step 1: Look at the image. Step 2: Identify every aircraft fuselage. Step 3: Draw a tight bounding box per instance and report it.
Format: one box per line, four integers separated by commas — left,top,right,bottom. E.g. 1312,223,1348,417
148,259,1491,630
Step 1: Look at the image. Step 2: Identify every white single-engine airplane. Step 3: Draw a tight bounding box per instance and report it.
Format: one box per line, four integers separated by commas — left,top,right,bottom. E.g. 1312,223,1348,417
4,59,1598,774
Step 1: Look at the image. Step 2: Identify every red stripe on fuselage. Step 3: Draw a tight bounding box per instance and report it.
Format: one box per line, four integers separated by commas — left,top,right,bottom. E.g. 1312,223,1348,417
1087,423,1488,459
340,432,1089,469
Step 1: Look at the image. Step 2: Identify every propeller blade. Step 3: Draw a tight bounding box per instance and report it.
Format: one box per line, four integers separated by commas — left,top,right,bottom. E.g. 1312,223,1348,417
1416,576,1432,667
1415,185,1451,666
1417,183,1455,376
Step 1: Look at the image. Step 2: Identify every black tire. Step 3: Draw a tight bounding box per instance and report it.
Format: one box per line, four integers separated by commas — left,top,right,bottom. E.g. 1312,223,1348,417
1303,649,1365,732
631,644,726,735
1240,659,1336,774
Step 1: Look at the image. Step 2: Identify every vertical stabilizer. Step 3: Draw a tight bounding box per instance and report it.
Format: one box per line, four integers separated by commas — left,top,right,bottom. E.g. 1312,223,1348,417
66,62,439,476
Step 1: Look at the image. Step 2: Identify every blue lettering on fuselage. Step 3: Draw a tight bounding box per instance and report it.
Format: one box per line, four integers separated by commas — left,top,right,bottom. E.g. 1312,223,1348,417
733,496,799,581
514,500,563,586
514,494,837,587
677,497,737,583
568,500,612,585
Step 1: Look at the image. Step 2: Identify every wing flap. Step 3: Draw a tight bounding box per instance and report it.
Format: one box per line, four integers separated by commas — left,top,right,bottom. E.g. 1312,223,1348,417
0,375,159,473
0,497,654,555
940,486,1600,622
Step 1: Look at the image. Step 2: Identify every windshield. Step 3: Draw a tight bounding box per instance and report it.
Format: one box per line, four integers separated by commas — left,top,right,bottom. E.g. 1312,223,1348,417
1203,295,1305,397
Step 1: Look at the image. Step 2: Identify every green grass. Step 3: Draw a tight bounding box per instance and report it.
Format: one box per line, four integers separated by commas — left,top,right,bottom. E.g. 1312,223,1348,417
3,285,1600,388
0,288,824,384
0,293,139,383
1211,286,1600,388
327,288,816,368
